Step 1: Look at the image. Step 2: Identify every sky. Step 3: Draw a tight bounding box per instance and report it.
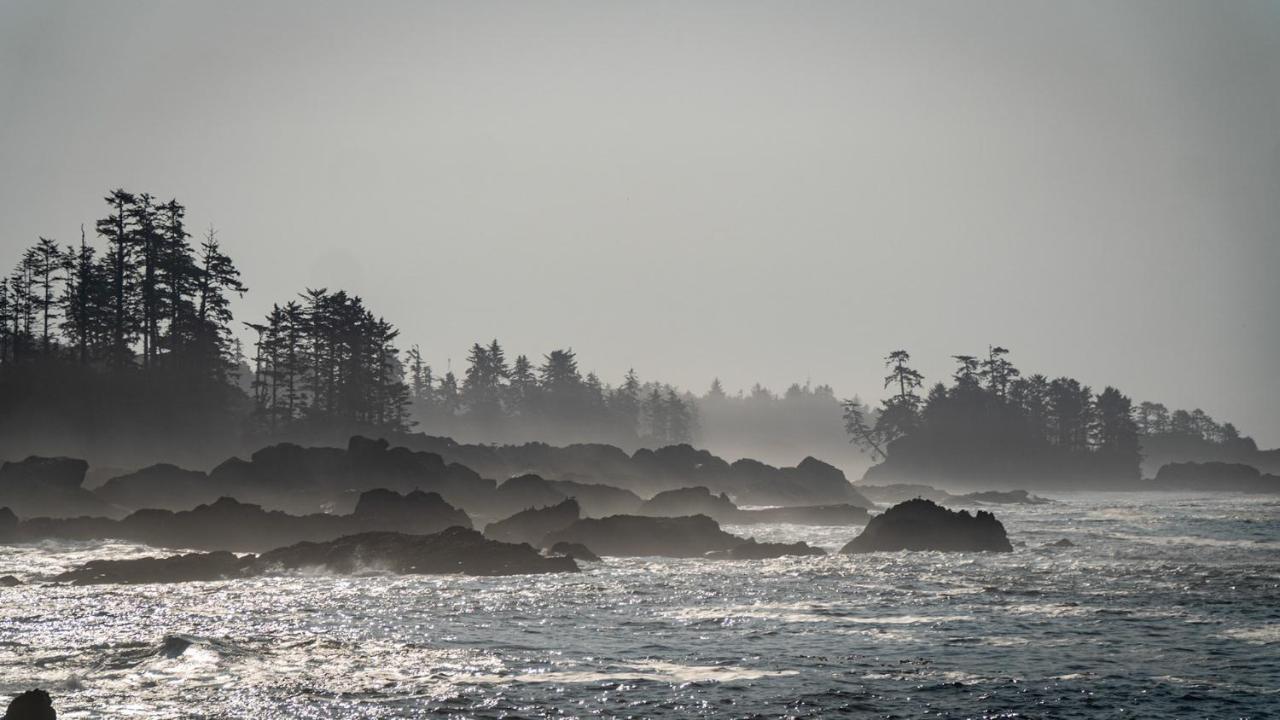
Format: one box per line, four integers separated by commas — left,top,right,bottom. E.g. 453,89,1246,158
1,0,1278,445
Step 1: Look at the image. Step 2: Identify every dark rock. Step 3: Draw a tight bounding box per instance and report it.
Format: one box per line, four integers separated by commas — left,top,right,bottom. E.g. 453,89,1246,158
0,575,21,587
548,541,601,562
490,474,568,519
712,539,827,560
1155,462,1280,493
0,457,87,491
255,527,578,576
733,504,871,525
50,551,251,585
547,480,642,517
840,499,1013,553
638,486,737,521
12,490,470,553
483,499,580,546
350,488,472,534
542,514,743,558
2,688,55,720
1047,538,1075,547
95,463,215,511
0,456,111,519
855,483,959,506
0,507,16,541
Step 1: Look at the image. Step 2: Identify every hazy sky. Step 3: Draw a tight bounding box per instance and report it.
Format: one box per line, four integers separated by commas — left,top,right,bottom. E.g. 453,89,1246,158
2,1,1278,445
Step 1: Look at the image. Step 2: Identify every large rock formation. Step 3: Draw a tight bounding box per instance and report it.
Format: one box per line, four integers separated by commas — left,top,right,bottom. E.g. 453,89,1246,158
489,474,567,520
637,486,737,521
255,527,578,576
2,689,56,720
547,480,642,517
483,498,580,546
548,541,601,562
542,514,743,558
12,489,472,553
95,463,217,511
51,551,251,585
1154,462,1280,493
50,527,579,584
840,499,1013,553
0,456,113,518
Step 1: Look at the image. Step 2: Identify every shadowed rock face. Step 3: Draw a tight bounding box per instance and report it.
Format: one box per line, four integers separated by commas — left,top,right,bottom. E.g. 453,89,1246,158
548,541,601,562
840,499,1013,553
95,464,216,511
0,507,16,541
483,499,580,546
49,527,578,584
13,489,472,553
256,527,578,576
51,551,251,585
542,514,743,558
0,456,111,519
2,688,56,720
489,474,567,520
638,486,737,521
1154,461,1280,492
710,539,828,560
547,480,642,517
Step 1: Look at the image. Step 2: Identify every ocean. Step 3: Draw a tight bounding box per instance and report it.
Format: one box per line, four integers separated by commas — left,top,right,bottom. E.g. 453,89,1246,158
2,492,1277,718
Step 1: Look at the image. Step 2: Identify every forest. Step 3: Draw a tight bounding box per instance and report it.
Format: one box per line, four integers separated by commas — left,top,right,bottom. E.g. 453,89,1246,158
842,348,1260,488
0,190,1264,479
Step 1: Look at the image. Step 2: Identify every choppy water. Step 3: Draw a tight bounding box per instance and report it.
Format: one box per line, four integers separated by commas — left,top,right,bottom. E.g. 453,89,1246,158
2,493,1278,718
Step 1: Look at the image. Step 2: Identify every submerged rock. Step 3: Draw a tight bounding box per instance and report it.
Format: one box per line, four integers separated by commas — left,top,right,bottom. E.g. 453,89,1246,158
2,689,56,720
483,498,580,546
1046,538,1075,548
0,575,21,587
542,514,743,558
256,527,578,576
548,541,601,562
51,551,251,585
840,499,1013,553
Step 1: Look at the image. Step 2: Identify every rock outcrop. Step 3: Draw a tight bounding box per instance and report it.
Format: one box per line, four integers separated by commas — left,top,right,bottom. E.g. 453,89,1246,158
95,464,217,511
548,541,601,562
710,539,828,560
2,689,56,720
0,456,113,518
840,499,1013,553
12,489,471,553
483,498,580,546
547,480,642,517
255,527,578,576
51,551,251,585
1154,462,1280,493
542,514,743,558
637,486,737,521
50,527,579,584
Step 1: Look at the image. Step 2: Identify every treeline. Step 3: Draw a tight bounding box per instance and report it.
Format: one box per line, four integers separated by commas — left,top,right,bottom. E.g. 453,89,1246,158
845,347,1142,487
394,341,697,447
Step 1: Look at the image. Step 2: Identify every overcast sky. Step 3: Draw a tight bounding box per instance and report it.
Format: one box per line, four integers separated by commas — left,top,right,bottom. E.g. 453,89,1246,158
2,0,1278,445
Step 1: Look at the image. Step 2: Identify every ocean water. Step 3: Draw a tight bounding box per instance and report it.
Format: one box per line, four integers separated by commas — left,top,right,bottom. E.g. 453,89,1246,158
1,492,1278,718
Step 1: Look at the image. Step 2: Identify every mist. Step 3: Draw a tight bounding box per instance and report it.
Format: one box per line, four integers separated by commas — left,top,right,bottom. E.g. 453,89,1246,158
2,0,1277,448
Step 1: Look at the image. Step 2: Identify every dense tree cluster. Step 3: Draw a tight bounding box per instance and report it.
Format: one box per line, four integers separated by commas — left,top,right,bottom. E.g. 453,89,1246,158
399,342,696,446
845,347,1144,486
247,290,411,435
0,191,250,464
